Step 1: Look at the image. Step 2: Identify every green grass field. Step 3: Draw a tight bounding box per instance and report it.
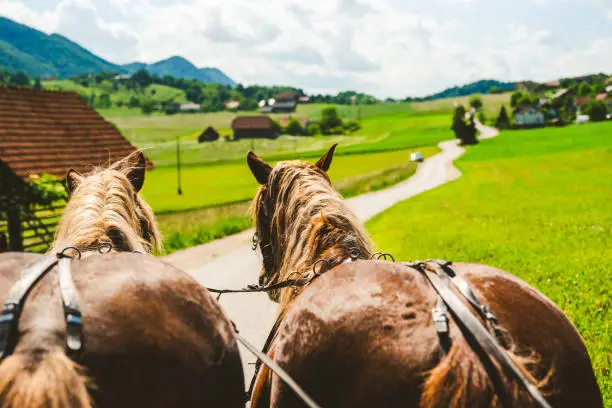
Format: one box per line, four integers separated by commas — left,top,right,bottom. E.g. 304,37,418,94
411,92,511,118
367,122,612,403
144,146,440,214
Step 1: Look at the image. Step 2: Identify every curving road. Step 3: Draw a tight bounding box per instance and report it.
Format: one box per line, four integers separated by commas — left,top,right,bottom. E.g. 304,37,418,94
163,122,498,385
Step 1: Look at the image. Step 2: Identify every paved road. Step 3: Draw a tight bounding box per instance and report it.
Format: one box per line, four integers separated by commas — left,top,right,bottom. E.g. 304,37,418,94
164,123,498,385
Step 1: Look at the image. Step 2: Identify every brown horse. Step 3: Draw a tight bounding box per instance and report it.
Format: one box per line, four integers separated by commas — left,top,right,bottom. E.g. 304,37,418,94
246,145,603,408
0,153,244,407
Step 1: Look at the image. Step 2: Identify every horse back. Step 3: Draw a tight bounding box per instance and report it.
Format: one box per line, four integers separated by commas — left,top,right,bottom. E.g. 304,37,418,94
262,260,602,408
0,252,244,408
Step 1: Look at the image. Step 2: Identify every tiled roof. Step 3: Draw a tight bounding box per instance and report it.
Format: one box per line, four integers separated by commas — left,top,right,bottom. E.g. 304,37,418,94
232,116,274,130
0,86,151,182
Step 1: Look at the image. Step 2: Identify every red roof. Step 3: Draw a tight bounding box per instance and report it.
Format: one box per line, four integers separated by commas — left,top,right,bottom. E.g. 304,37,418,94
0,86,150,182
231,116,274,130
596,93,608,101
575,97,592,107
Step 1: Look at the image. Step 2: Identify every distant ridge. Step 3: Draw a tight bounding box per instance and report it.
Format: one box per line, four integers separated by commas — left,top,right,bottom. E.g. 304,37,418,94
0,16,235,86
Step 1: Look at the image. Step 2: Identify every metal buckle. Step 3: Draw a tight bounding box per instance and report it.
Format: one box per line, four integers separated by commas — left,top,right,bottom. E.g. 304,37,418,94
0,303,19,359
65,310,83,355
432,306,449,335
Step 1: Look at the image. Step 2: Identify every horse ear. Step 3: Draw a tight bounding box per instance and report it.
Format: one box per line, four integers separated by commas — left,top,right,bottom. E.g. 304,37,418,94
247,151,272,184
126,151,146,192
65,169,83,193
315,144,338,172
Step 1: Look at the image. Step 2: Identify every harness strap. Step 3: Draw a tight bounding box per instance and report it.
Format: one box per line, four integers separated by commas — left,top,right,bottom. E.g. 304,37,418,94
0,256,59,359
57,256,84,356
410,262,552,408
235,333,322,408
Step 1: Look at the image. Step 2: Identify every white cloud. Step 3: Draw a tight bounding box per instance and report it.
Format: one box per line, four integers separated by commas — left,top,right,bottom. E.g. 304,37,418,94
0,0,611,97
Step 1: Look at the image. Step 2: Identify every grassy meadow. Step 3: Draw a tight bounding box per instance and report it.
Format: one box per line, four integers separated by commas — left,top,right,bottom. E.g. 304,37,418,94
367,122,612,403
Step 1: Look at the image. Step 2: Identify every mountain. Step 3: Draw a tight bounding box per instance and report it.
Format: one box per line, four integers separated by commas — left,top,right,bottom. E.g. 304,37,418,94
418,80,517,101
0,17,119,77
0,17,235,86
121,56,235,87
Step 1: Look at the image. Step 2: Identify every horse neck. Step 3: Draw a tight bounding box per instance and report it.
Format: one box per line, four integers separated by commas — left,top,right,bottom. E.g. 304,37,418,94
274,180,373,309
50,176,147,254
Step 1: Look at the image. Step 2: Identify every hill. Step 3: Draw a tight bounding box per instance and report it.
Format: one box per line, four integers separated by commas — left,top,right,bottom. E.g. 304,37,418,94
411,79,517,102
0,17,234,86
0,17,118,77
122,56,235,87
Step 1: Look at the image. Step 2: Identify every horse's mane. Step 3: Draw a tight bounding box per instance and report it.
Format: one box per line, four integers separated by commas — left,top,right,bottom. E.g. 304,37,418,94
252,159,373,309
50,154,161,254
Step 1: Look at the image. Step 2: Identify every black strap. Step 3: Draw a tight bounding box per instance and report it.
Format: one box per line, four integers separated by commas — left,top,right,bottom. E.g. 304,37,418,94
57,256,84,356
235,333,322,408
246,313,285,401
410,262,552,408
0,256,59,359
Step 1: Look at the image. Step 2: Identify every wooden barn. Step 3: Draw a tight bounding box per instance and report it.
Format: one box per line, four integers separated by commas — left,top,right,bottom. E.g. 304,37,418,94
231,116,278,140
198,126,220,143
0,86,151,252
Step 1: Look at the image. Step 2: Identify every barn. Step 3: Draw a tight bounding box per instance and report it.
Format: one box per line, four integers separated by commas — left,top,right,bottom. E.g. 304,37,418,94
198,126,220,143
231,116,278,140
0,86,151,252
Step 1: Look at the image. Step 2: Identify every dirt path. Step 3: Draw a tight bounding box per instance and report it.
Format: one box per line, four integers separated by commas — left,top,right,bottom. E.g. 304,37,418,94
163,123,498,384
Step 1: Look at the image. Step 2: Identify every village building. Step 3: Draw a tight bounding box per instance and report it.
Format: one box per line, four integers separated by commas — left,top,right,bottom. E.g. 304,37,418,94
259,92,298,114
596,93,612,112
0,86,150,252
231,116,278,140
514,106,545,128
198,126,220,143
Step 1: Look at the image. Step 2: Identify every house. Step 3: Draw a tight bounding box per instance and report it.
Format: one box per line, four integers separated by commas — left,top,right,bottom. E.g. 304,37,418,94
41,76,57,81
262,92,298,113
179,103,201,113
514,106,545,128
231,116,278,140
606,85,612,93
0,86,151,251
596,93,612,112
298,96,310,104
551,88,571,100
575,97,592,113
114,74,131,80
545,81,561,88
260,106,274,114
198,126,220,143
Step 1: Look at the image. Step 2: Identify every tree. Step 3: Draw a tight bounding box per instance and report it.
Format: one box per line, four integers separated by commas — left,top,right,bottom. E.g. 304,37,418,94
10,72,30,87
517,95,535,107
131,69,153,88
307,124,320,136
284,118,305,136
468,95,483,110
98,93,112,109
451,105,478,145
33,77,42,90
128,96,140,108
582,100,607,122
510,91,523,107
140,99,155,115
495,106,511,129
488,86,500,94
577,82,592,97
320,107,343,134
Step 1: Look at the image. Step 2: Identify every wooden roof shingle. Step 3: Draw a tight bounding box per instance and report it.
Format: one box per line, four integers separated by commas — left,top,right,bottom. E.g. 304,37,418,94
0,86,151,182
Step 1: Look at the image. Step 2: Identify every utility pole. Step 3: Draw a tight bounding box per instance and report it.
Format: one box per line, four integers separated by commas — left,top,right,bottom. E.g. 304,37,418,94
176,135,183,195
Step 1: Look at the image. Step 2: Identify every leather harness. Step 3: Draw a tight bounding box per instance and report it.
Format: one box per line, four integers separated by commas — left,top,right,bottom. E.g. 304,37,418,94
0,252,552,408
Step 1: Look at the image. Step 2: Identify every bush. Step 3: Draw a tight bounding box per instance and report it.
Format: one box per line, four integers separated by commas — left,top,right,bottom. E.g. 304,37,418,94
344,120,361,133
284,118,304,135
307,124,320,136
128,96,140,108
140,99,155,115
495,106,511,130
477,111,486,123
97,93,112,109
583,100,608,122
327,126,345,135
271,120,282,135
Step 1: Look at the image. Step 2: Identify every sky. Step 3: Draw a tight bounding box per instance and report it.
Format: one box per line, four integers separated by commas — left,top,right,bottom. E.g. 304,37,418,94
1,0,611,98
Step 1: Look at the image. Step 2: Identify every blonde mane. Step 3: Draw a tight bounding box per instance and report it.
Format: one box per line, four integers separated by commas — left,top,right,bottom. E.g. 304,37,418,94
50,154,161,254
252,159,373,310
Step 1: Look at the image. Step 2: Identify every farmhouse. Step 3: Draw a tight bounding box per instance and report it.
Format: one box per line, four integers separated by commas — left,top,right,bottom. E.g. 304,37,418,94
232,116,278,140
514,106,545,128
259,92,298,114
0,86,150,252
198,126,220,143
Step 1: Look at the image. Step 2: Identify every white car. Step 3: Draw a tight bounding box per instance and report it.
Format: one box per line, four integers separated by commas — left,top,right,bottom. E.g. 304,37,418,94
410,152,424,162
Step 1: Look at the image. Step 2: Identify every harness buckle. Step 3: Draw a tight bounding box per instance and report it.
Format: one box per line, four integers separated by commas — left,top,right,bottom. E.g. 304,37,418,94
432,306,449,335
65,309,84,355
0,303,19,359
